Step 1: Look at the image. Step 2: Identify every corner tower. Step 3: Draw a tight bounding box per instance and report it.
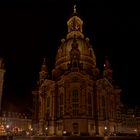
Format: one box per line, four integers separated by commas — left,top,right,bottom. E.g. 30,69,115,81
39,58,49,85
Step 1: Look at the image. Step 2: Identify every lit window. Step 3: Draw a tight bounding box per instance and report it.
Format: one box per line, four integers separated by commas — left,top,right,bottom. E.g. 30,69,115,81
88,92,92,104
47,97,50,107
72,90,79,102
88,106,92,116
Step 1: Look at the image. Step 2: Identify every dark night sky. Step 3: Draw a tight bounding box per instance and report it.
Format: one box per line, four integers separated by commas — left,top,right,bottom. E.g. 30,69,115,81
0,0,140,112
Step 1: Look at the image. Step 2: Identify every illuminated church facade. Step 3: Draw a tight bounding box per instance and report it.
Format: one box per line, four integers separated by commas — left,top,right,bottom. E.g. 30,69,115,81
33,7,122,136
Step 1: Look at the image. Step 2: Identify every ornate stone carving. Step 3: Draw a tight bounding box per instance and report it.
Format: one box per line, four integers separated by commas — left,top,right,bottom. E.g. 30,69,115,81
70,37,80,68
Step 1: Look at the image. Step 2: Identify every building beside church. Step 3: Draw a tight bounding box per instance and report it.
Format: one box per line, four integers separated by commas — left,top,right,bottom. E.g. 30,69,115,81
0,111,32,135
116,105,140,135
32,6,122,136
0,59,32,135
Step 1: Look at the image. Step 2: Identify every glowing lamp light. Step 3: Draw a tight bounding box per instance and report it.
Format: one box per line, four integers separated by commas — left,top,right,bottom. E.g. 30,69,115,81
26,132,30,135
6,125,10,129
63,130,67,134
45,127,48,130
104,126,107,130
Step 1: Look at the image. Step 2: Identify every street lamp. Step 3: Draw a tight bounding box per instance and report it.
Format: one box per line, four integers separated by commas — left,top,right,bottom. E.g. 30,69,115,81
104,126,107,130
104,126,108,136
6,125,10,129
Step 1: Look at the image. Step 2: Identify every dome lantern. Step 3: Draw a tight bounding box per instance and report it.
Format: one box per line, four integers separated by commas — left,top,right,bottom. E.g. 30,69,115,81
66,5,84,39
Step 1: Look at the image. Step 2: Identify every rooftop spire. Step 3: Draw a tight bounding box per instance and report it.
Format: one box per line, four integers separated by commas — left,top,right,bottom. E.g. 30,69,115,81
39,57,48,84
43,57,46,65
41,57,47,72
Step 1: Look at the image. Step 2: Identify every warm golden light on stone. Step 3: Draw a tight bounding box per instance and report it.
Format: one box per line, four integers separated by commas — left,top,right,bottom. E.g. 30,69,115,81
32,7,122,136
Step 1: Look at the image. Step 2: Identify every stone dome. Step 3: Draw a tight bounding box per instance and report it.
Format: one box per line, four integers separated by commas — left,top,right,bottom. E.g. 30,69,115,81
55,37,96,70
52,9,97,79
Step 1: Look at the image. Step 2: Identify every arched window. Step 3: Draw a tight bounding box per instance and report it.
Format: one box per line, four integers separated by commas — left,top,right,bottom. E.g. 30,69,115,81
72,89,79,116
102,96,106,119
58,93,63,117
59,93,63,105
72,89,79,102
47,96,50,107
88,92,92,104
102,96,105,107
88,92,92,116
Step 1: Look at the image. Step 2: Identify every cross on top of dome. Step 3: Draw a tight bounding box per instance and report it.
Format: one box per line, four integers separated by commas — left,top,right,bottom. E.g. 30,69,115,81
73,5,77,14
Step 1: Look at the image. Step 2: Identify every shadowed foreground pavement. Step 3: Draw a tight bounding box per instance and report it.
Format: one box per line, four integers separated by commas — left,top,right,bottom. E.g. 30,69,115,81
1,136,140,140
12,136,140,140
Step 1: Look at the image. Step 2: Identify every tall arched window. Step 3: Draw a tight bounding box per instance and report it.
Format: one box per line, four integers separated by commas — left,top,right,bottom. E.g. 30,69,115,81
60,93,63,105
88,92,92,104
72,89,79,116
46,96,50,118
47,96,50,107
102,96,106,119
88,92,92,116
72,89,79,102
58,93,63,117
102,96,105,107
